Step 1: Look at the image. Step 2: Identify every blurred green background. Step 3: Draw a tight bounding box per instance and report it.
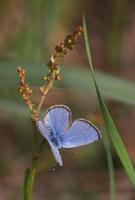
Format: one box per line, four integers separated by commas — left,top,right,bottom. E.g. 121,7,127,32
0,0,135,199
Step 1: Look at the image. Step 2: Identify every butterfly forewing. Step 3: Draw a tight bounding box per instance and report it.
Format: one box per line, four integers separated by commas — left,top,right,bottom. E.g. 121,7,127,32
37,120,50,140
43,105,71,136
61,119,101,148
37,120,63,166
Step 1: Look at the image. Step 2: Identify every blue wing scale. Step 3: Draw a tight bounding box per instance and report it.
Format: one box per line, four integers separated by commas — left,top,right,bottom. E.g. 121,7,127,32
43,105,71,136
61,119,101,148
37,120,63,166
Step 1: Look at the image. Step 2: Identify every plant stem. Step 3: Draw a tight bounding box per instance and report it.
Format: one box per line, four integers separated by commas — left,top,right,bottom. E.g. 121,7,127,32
23,121,38,200
24,78,54,200
26,163,36,200
37,79,54,115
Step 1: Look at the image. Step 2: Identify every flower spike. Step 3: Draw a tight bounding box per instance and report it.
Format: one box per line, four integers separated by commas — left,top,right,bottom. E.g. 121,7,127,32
17,26,83,121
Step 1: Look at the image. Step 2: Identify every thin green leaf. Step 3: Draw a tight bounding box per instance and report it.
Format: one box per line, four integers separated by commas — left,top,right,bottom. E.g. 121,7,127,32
103,133,115,200
83,15,135,186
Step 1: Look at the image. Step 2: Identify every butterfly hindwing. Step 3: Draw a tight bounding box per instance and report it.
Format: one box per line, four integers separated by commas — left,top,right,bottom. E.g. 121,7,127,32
61,119,101,148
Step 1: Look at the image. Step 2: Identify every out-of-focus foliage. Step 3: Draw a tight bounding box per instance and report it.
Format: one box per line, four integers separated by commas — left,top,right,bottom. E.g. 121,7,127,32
0,0,135,199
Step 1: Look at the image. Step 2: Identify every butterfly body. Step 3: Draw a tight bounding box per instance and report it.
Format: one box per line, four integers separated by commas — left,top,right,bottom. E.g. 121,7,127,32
48,130,63,149
37,105,101,166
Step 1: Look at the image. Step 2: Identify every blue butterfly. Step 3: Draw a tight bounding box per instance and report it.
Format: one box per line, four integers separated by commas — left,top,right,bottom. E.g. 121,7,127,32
36,105,101,166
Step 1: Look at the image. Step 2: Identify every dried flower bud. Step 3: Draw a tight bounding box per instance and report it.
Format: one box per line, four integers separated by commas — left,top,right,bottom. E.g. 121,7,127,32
64,35,75,50
57,74,62,80
17,66,35,115
42,76,47,80
40,85,46,94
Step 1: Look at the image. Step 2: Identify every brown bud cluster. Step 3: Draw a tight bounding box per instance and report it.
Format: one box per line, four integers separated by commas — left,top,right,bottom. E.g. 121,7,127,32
43,56,62,81
17,67,38,121
73,26,83,38
43,26,83,83
17,67,33,110
54,26,83,59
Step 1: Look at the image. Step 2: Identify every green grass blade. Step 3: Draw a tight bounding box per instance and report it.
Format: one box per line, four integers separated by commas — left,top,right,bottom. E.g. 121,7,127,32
103,133,115,200
83,15,135,186
83,15,115,199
